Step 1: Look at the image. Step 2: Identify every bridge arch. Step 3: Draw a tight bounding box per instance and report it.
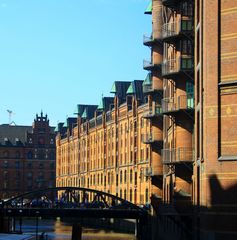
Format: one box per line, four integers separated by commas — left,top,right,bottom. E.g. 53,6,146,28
1,187,146,213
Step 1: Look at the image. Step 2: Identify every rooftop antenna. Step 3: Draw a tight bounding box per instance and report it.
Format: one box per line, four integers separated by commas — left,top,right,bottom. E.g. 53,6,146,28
7,109,15,125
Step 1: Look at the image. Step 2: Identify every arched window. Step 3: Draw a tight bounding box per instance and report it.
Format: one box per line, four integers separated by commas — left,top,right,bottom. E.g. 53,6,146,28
124,170,127,183
120,170,123,184
130,169,133,183
108,172,111,185
130,189,133,202
124,189,127,200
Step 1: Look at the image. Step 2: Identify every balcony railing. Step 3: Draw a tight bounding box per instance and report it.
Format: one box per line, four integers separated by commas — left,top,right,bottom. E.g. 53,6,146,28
143,59,161,71
142,133,163,144
162,56,193,77
143,105,162,118
162,19,193,40
143,33,162,46
162,148,194,164
162,94,194,114
143,34,154,46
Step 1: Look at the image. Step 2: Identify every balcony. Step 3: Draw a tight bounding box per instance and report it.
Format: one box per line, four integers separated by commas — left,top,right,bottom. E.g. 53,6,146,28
162,56,193,78
143,34,155,46
162,148,194,165
143,59,162,71
142,133,163,145
162,94,194,115
143,105,162,119
143,34,162,46
162,19,193,41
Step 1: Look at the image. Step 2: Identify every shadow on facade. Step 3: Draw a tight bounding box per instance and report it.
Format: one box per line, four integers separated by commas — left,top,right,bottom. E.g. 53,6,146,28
150,174,237,240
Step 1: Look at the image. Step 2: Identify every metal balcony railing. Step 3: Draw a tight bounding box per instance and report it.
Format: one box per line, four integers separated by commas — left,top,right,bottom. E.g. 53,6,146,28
143,59,161,71
143,34,154,46
143,33,162,46
162,94,194,114
162,148,194,164
142,133,163,144
143,105,162,118
162,56,193,77
162,19,193,39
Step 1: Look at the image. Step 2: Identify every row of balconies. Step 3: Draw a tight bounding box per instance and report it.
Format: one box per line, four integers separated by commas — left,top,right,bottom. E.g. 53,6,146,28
142,95,194,118
143,56,193,76
141,131,193,165
143,19,193,46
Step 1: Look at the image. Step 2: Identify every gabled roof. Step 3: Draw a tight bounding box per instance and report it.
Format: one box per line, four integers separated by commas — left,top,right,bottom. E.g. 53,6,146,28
110,81,131,104
80,105,98,120
74,104,98,119
143,73,152,86
97,97,114,111
127,80,144,101
55,122,64,132
63,117,77,129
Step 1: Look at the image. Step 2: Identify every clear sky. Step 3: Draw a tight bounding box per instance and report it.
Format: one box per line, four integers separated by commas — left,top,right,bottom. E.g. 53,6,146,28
0,0,151,126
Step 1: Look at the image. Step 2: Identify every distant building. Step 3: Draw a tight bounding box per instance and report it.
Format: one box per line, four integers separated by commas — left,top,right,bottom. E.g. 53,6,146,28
0,112,56,199
56,80,155,205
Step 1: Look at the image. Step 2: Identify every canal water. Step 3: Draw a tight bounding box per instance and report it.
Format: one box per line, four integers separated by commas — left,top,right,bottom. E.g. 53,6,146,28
15,218,136,240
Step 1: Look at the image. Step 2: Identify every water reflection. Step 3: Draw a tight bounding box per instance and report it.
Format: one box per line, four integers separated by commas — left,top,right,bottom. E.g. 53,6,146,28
15,218,135,240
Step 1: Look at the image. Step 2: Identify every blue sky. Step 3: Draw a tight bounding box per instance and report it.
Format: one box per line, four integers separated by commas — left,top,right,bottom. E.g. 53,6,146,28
0,0,151,126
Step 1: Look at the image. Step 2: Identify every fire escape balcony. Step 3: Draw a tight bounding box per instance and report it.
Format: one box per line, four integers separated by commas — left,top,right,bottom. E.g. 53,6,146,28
143,59,162,71
162,19,193,41
162,147,194,165
143,105,162,119
162,56,194,78
143,34,162,46
142,133,163,145
162,95,194,115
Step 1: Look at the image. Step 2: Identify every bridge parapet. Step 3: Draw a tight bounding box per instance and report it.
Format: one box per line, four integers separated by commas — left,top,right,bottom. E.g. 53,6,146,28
0,187,147,219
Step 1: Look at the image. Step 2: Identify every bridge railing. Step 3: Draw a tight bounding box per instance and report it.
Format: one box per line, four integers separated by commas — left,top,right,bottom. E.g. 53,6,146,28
1,187,145,213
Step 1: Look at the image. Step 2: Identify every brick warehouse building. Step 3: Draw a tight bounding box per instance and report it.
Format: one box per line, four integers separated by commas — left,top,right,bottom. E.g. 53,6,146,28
56,81,155,206
0,112,56,199
56,0,237,239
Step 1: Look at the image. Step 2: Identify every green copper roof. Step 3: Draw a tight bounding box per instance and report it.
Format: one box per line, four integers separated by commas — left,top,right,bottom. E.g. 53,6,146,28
97,98,104,110
63,119,68,128
110,82,117,93
74,105,84,115
126,82,135,95
144,1,152,14
143,73,152,86
54,125,59,132
81,109,88,119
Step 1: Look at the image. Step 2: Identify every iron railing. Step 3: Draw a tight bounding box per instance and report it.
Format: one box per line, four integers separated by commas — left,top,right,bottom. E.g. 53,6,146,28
162,56,193,77
162,148,194,164
162,95,194,114
162,19,193,39
143,59,161,71
143,34,154,46
143,105,162,118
